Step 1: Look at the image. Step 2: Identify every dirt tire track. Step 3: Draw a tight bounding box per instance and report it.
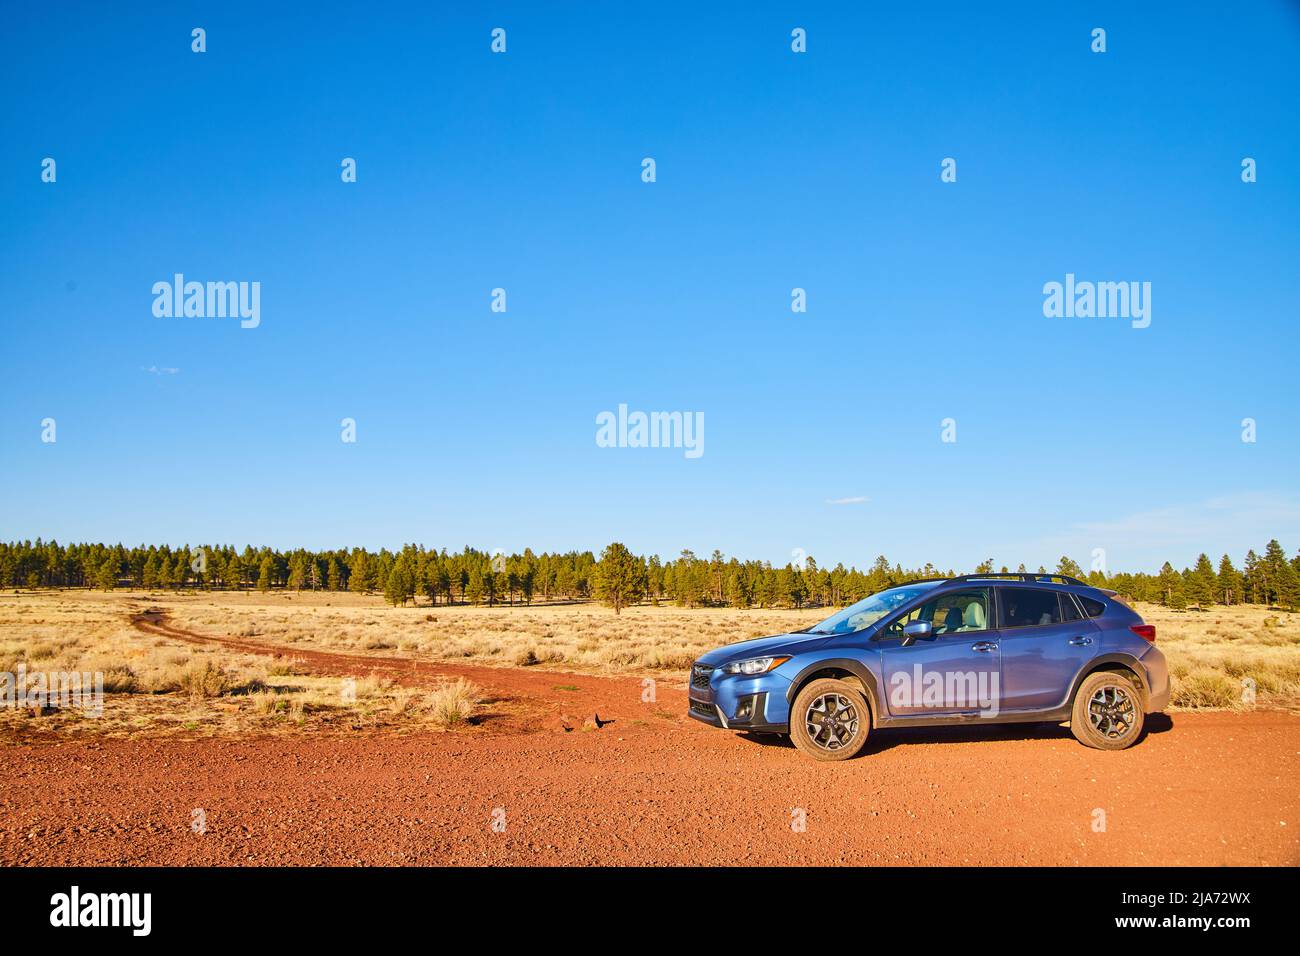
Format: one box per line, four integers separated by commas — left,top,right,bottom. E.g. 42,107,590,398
128,605,682,734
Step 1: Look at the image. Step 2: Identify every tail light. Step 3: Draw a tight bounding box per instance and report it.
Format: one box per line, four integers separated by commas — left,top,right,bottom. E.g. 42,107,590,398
1130,624,1156,642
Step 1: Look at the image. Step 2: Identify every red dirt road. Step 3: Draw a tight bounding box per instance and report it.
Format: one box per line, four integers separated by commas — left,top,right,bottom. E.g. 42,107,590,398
1,611,1297,866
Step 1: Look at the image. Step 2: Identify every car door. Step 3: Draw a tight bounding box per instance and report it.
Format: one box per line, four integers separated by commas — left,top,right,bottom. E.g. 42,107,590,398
878,588,1001,717
995,587,1100,712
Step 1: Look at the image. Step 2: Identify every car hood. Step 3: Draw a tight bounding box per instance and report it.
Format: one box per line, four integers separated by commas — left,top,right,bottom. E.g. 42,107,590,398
695,631,832,667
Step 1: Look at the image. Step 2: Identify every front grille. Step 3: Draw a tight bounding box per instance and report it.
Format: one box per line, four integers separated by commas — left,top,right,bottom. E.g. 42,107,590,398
689,699,714,718
691,664,714,688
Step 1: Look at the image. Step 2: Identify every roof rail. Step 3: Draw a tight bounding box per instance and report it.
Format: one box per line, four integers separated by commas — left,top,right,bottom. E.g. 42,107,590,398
953,572,1085,586
901,573,1086,587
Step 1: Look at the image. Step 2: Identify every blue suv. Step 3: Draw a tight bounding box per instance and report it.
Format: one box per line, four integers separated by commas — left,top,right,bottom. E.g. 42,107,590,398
688,574,1169,761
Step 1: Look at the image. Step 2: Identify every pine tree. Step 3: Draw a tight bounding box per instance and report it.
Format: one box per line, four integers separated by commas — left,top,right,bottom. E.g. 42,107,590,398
288,553,307,591
518,550,536,605
158,555,176,590
349,552,370,594
1056,556,1084,579
804,557,821,606
1157,561,1183,608
257,556,274,592
142,554,160,589
1263,539,1288,606
1189,553,1217,609
1243,550,1262,604
1216,554,1241,605
593,542,647,615
726,567,748,608
96,557,117,591
384,556,416,606
1276,560,1300,612
554,562,575,601
465,565,485,606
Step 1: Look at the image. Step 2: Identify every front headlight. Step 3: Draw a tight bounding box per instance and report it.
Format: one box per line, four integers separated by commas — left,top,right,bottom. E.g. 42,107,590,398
724,655,790,675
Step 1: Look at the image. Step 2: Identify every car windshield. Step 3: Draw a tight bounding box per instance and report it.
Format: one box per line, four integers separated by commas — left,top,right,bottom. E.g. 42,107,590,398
803,583,941,635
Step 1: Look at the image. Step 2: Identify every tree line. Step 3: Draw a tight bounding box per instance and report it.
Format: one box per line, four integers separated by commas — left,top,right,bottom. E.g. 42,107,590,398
1,538,1297,613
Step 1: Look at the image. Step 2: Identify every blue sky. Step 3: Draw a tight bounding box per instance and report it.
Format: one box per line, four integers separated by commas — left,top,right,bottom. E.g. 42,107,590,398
2,1,1298,572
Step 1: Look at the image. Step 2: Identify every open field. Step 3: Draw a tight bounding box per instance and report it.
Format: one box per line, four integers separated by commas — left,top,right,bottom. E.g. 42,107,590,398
0,589,1297,738
0,590,493,737
1,589,1297,866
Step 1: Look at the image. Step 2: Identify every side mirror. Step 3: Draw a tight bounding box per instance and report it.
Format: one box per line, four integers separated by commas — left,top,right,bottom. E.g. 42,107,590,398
901,620,933,647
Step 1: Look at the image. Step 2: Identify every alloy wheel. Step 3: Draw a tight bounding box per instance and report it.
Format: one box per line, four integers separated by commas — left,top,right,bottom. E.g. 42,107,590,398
1088,684,1136,739
805,693,860,751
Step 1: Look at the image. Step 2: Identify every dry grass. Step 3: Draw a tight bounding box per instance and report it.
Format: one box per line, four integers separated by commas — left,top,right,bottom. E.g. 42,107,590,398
0,590,1295,739
1138,603,1300,709
0,592,489,737
155,590,811,676
426,678,481,728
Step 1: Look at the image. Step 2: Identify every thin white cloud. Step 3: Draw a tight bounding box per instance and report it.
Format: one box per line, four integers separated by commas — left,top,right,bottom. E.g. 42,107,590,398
826,496,869,506
142,366,179,375
1069,492,1300,542
1033,491,1300,566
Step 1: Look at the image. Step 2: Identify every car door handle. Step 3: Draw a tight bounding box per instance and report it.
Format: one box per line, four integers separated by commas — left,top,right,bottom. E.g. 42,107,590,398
1068,636,1093,646
971,641,998,652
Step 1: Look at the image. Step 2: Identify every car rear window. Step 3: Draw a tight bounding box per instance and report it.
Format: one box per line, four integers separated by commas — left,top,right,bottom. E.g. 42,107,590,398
1000,588,1063,628
1079,596,1106,617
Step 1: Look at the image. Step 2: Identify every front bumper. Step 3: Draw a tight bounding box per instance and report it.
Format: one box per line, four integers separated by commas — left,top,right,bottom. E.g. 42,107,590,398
687,663,792,732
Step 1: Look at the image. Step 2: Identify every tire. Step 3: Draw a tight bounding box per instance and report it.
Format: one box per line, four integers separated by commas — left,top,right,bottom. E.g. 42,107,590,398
1070,671,1145,750
789,678,870,762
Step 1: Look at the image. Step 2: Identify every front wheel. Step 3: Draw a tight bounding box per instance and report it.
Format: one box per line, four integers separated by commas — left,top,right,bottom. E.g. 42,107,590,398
1070,671,1145,750
789,678,870,762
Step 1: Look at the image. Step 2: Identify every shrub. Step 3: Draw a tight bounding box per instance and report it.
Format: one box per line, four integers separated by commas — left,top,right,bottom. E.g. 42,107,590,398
178,661,229,698
426,678,480,728
1171,668,1243,709
99,664,138,694
253,691,285,716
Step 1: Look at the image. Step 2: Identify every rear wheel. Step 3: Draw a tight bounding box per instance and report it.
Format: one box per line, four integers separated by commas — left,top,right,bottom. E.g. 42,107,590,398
1070,671,1144,750
789,678,870,762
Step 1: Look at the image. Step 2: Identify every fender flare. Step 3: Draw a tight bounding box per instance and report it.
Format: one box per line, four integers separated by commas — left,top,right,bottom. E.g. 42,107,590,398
1068,652,1150,706
786,657,882,726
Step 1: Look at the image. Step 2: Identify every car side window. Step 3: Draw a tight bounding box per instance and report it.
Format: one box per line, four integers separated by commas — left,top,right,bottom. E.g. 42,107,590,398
999,588,1064,628
1079,596,1106,617
885,589,990,638
1060,593,1084,622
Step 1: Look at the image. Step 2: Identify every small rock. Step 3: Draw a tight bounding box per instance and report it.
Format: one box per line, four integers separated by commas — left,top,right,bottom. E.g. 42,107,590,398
547,714,574,733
